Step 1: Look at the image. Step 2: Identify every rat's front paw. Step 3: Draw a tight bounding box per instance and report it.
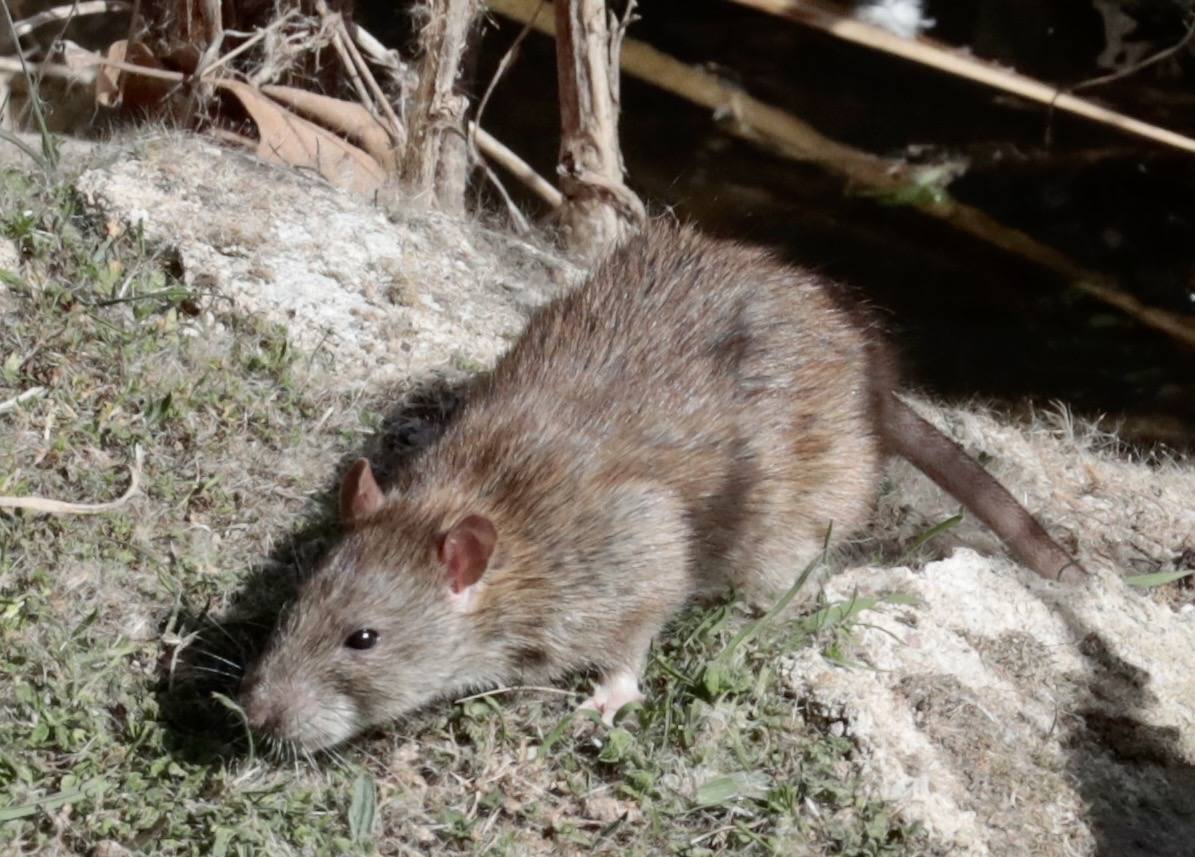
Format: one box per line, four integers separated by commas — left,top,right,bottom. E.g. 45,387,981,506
578,668,644,725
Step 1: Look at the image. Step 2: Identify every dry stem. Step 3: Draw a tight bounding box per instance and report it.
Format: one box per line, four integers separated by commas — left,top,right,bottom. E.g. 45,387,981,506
1071,15,1195,93
11,1,130,38
0,56,93,80
334,14,404,146
732,0,1195,157
471,121,563,208
552,0,645,260
402,0,483,211
311,1,372,113
0,446,143,516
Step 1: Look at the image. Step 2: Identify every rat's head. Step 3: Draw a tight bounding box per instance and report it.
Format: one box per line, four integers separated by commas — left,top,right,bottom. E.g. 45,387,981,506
239,459,499,751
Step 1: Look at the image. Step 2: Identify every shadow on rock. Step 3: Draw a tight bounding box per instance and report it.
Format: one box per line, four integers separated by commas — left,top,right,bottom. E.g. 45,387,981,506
1057,607,1195,857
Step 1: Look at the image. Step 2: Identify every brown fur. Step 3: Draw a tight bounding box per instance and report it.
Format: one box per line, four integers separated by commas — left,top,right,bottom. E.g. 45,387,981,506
240,221,1079,750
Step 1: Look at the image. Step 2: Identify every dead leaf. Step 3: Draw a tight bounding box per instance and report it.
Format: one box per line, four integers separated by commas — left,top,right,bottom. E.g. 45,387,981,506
93,40,126,108
94,40,171,110
261,84,398,172
215,79,386,195
166,44,201,76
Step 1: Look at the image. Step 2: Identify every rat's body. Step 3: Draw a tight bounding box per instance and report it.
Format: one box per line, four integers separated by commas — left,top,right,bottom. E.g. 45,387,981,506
241,222,1080,750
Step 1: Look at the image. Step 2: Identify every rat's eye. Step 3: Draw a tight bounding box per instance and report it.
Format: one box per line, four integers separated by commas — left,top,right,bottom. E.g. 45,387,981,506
344,629,379,650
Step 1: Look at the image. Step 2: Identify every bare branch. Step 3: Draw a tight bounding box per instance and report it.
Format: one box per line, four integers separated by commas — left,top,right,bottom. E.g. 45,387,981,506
553,0,645,260
402,0,484,212
731,0,1195,157
11,1,130,38
471,121,563,209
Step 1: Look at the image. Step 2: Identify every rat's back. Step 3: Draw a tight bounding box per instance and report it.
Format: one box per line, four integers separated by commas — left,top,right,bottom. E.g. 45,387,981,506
497,223,876,419
443,222,886,602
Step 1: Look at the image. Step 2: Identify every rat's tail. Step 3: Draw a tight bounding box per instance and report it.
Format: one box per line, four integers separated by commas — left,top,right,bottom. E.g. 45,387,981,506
879,393,1085,583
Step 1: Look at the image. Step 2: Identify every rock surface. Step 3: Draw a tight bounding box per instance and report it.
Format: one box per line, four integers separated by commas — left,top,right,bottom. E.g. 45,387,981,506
73,134,578,385
790,552,1195,856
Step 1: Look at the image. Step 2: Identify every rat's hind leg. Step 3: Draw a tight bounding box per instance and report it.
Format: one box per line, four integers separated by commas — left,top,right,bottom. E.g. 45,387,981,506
727,518,828,613
728,408,884,611
723,475,874,613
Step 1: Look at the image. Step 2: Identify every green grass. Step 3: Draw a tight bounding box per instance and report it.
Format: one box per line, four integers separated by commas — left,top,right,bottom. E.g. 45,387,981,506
0,166,931,855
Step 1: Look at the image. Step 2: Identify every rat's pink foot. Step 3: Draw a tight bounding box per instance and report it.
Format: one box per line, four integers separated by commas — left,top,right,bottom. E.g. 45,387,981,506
578,668,644,725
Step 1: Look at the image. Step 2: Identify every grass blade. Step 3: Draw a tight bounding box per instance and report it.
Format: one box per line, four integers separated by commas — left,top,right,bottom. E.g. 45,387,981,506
899,513,963,563
0,778,105,823
693,771,771,808
348,771,377,844
1125,569,1195,589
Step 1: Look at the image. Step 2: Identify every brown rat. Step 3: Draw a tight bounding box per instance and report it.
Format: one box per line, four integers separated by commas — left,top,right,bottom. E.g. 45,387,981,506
239,221,1082,750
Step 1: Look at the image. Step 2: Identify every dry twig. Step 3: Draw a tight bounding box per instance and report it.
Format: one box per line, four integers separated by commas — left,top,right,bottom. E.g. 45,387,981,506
312,1,372,113
353,25,403,72
730,0,1195,157
0,445,143,516
11,1,130,39
66,45,181,82
471,121,563,209
0,56,93,80
464,0,553,226
470,0,546,155
332,11,404,146
473,155,532,233
195,13,296,80
0,387,48,414
1071,14,1195,93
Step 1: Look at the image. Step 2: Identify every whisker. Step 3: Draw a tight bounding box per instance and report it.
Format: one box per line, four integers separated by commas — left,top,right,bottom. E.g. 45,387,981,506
194,649,245,673
327,747,354,774
204,617,246,649
320,748,341,773
349,742,387,770
187,664,242,680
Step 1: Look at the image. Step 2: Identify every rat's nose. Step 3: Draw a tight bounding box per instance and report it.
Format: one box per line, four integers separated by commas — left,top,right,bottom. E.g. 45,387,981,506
239,675,283,736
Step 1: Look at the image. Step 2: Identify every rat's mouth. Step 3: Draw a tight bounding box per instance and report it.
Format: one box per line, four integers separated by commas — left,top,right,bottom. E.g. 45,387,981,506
242,676,363,753
289,693,363,751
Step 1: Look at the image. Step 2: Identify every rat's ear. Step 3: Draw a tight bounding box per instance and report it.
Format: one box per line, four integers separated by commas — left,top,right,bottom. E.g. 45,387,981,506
339,458,385,524
439,515,497,608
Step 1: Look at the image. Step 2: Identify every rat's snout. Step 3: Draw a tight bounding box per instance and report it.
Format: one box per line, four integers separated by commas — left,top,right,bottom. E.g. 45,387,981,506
236,667,359,750
238,671,287,738
236,664,295,741
242,698,276,735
